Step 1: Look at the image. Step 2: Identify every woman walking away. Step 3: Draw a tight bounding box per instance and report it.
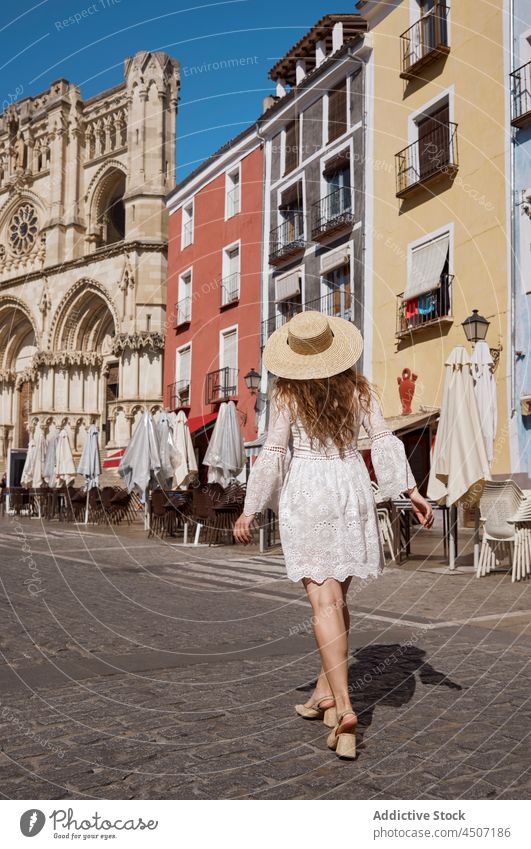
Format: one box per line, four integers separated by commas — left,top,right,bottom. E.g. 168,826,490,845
234,312,433,759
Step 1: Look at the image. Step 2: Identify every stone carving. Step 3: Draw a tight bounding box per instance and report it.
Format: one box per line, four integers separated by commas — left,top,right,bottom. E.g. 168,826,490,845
111,330,164,353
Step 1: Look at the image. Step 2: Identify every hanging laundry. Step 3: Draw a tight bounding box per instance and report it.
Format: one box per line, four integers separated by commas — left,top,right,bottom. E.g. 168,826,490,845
405,298,419,318
418,292,437,315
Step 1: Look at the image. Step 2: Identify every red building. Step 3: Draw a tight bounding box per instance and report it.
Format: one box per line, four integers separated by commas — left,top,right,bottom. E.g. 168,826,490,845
164,126,263,467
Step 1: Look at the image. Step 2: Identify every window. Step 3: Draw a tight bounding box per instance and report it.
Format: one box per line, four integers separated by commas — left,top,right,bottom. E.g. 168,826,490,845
275,271,302,324
221,244,240,305
284,119,300,175
398,232,452,334
323,153,351,215
220,327,238,372
322,262,352,320
225,166,241,218
176,270,192,325
328,79,347,143
417,101,450,180
181,202,194,248
279,182,304,242
175,344,191,405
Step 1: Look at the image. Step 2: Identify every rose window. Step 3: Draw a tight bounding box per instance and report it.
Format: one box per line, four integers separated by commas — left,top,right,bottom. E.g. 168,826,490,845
9,204,39,255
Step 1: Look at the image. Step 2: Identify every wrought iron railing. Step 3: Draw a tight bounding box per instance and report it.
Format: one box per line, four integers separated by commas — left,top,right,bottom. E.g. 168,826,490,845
169,379,191,409
261,290,354,347
205,367,239,405
510,60,531,128
312,186,354,239
269,211,305,265
396,275,453,336
395,121,458,197
220,271,240,306
175,296,191,327
400,3,450,79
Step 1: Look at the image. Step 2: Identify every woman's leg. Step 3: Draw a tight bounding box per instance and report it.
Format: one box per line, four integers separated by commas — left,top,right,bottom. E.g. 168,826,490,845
305,577,352,706
303,577,354,719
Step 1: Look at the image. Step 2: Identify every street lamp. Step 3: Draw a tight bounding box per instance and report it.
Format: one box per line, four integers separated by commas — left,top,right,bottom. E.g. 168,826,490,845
244,367,261,395
461,309,490,344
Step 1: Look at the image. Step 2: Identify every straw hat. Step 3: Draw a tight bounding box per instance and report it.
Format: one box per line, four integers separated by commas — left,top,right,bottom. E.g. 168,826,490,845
263,311,363,380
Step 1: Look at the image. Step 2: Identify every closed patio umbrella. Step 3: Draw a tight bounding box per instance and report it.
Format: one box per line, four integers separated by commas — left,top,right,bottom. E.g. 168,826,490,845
21,438,36,487
156,412,176,488
427,346,491,567
119,411,161,494
471,340,497,465
55,429,76,487
171,410,198,488
43,432,59,488
77,424,102,524
204,400,246,487
31,425,47,490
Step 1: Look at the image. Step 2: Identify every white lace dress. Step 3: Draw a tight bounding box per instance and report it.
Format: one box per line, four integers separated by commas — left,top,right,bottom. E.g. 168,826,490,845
243,391,416,584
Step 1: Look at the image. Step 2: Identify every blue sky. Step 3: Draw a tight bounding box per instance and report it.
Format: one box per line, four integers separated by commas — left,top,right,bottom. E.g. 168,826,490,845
1,0,339,181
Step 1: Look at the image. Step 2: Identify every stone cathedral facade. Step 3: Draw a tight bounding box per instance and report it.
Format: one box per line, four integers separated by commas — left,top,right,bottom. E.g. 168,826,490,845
0,50,179,465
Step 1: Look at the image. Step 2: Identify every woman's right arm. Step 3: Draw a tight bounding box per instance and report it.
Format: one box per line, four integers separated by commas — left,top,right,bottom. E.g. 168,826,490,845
235,396,291,543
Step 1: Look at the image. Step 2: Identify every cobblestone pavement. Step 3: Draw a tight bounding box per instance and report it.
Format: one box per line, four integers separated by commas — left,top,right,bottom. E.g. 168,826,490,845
0,515,529,800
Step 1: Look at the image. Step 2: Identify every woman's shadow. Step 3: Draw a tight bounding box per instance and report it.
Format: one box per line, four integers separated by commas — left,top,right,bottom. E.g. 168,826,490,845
297,643,463,747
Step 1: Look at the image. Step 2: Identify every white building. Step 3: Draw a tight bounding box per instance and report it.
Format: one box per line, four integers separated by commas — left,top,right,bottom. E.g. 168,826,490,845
0,50,179,466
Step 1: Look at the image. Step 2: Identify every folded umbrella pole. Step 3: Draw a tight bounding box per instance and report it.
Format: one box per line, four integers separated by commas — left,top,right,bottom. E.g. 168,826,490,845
77,424,102,524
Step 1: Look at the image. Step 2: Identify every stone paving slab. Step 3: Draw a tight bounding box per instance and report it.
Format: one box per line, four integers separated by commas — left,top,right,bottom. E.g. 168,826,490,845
0,518,529,800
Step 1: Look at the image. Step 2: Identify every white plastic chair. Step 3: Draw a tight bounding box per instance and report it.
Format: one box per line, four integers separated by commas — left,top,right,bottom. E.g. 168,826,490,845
476,480,530,581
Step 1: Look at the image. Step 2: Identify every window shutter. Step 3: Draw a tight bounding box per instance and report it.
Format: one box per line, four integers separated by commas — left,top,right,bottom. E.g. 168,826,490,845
328,80,347,142
222,330,238,371
284,119,299,174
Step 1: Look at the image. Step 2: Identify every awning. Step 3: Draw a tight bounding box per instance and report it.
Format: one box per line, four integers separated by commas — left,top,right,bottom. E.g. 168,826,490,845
275,271,301,302
357,409,440,451
103,448,125,469
320,244,351,274
187,412,218,435
405,234,449,299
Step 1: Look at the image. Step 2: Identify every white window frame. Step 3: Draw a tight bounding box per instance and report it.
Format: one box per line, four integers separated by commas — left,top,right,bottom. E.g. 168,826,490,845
407,86,454,144
175,342,192,404
181,200,194,249
221,240,241,305
275,176,306,241
225,163,241,219
176,267,192,325
319,140,354,200
281,114,302,176
219,324,239,372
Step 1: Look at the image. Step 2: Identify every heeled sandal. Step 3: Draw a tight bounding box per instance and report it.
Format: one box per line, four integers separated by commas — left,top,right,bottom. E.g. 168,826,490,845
326,710,358,759
295,696,337,728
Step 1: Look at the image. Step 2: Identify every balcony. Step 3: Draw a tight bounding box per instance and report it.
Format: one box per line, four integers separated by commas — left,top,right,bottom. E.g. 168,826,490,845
510,60,531,128
205,367,239,405
312,187,355,241
400,3,450,80
174,296,191,327
168,379,191,409
269,211,305,266
395,121,458,198
261,290,354,347
396,275,453,338
220,271,240,307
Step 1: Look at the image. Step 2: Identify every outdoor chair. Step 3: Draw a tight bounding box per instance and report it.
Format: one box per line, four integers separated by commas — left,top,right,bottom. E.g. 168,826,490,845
476,480,530,581
190,483,225,545
210,482,246,545
148,488,172,539
110,489,134,525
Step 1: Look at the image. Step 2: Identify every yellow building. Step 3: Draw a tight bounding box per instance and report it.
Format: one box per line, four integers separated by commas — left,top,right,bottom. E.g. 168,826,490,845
358,0,511,482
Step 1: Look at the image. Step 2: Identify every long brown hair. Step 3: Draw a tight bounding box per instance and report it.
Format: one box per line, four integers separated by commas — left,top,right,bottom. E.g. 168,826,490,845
273,367,375,451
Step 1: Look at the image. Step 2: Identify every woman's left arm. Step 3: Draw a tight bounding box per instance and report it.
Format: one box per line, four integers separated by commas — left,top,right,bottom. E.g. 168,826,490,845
362,392,433,527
